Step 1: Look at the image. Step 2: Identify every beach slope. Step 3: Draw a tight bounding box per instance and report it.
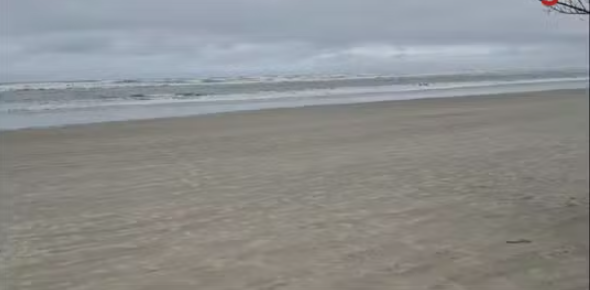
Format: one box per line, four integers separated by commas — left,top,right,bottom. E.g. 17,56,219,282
1,90,588,290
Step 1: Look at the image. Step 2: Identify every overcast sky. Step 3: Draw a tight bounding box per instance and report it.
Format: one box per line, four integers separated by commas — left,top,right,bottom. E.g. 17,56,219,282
1,0,588,82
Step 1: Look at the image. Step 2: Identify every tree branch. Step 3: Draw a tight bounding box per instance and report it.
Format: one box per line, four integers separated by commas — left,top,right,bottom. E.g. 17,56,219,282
539,0,590,14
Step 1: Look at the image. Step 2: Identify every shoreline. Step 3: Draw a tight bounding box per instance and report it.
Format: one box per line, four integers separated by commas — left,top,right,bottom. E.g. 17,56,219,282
1,87,588,132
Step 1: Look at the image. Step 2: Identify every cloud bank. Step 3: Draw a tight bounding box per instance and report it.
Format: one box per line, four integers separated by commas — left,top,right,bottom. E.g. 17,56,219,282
1,0,588,82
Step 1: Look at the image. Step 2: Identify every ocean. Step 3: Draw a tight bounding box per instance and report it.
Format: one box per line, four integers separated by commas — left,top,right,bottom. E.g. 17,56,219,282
1,69,588,130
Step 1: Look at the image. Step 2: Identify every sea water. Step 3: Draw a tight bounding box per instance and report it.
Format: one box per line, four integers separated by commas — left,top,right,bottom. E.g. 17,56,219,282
1,69,587,130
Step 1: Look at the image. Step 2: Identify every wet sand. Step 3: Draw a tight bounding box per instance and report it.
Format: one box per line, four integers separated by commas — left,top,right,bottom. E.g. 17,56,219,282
1,90,588,290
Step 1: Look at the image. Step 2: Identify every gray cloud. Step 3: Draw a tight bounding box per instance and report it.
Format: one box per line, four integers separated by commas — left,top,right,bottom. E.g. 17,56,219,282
1,0,588,82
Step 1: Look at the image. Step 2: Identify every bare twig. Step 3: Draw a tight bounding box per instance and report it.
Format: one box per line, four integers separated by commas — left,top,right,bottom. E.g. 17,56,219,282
540,0,590,14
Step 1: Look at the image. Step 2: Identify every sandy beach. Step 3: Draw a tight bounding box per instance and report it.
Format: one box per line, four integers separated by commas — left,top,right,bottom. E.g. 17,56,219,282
1,90,588,290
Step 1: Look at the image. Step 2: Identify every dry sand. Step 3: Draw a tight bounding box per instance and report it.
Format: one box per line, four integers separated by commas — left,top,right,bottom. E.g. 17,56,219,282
1,90,588,290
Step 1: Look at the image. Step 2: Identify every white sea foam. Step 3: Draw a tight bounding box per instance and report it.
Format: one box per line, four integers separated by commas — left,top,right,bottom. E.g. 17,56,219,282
0,75,365,92
2,68,585,92
0,76,587,130
1,77,587,113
